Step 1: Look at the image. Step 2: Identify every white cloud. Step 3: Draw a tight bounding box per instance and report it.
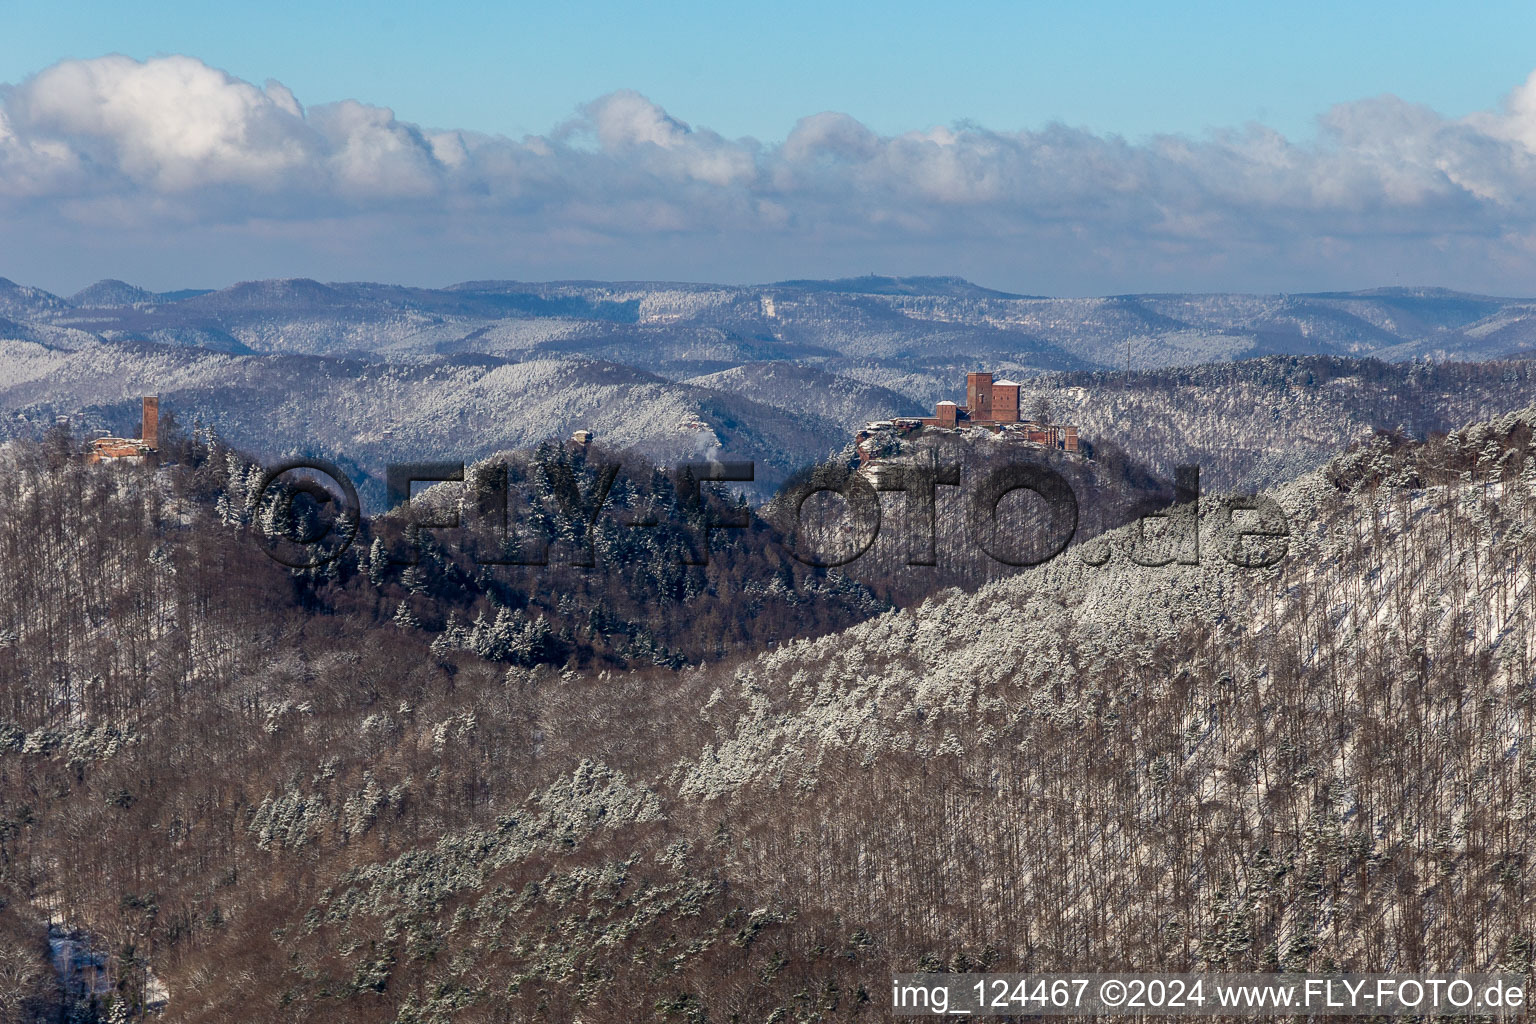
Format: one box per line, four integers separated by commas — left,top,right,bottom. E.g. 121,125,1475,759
6,53,1536,291
570,90,757,187
580,90,691,150
308,100,441,197
9,55,315,190
782,112,878,164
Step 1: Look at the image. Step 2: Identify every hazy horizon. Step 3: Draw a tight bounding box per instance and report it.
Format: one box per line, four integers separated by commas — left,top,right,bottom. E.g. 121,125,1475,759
11,271,1536,304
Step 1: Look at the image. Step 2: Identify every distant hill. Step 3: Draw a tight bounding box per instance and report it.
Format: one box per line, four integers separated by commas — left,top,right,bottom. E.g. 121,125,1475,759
684,362,925,435
65,279,218,308
69,279,161,308
0,277,69,320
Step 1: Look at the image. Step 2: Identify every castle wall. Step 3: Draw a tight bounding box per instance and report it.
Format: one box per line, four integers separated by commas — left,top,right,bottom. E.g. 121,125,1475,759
992,384,1019,423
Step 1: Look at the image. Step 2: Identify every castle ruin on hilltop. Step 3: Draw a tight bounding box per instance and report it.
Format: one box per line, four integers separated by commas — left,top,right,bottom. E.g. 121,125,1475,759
855,372,1079,464
86,396,159,464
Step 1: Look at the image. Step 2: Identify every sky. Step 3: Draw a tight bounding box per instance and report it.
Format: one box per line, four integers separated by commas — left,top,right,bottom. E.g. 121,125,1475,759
4,1,1536,295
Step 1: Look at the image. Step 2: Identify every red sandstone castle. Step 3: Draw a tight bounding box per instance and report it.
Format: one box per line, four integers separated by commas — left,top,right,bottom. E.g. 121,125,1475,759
86,396,159,464
918,372,1078,451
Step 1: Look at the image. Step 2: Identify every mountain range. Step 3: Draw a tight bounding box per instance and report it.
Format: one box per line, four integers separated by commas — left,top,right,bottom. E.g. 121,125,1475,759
7,274,1536,505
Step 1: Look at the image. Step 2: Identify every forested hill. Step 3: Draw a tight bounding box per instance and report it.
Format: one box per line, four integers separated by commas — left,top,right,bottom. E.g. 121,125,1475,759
1022,354,1536,491
2,404,1536,1020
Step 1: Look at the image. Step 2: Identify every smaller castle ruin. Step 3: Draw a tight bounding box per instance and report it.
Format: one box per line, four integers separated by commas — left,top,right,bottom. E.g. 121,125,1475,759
87,396,159,464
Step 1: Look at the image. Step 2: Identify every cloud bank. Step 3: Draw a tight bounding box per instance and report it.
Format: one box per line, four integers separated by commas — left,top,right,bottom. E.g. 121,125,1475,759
6,54,1536,293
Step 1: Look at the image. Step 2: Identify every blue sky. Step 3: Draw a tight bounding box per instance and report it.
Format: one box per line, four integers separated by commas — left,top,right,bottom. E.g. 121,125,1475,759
4,2,1536,294
7,1,1534,143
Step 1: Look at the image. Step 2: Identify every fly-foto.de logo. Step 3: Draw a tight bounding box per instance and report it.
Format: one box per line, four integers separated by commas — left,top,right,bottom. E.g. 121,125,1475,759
250,457,1289,572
